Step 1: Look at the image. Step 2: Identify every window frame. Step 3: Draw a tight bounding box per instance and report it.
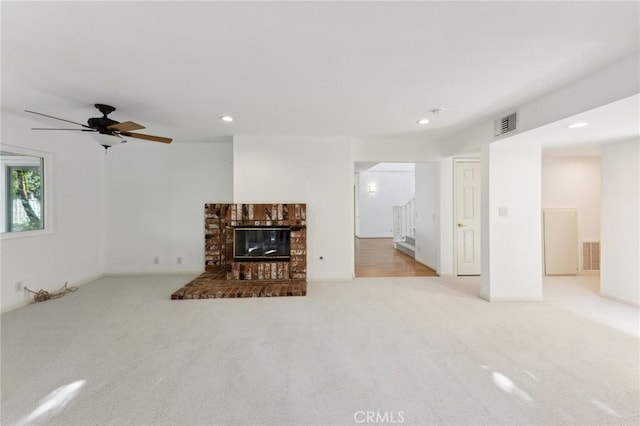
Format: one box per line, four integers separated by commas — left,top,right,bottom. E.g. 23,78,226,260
0,145,53,239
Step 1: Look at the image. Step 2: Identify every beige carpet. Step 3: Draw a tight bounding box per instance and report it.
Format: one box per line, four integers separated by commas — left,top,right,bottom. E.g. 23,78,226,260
1,274,638,425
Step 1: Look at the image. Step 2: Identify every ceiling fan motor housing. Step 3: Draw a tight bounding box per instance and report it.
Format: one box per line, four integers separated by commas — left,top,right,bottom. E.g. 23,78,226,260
88,104,118,132
87,116,119,132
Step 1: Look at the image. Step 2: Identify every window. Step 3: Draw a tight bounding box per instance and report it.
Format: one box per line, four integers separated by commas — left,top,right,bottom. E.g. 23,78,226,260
1,150,45,234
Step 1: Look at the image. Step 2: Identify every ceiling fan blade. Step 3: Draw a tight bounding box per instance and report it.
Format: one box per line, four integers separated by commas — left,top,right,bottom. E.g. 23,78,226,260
25,110,93,129
121,132,172,144
31,128,96,131
107,121,145,132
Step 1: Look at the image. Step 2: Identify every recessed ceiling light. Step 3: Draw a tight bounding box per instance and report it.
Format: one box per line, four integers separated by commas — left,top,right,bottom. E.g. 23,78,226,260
417,118,430,125
220,115,234,122
567,122,588,129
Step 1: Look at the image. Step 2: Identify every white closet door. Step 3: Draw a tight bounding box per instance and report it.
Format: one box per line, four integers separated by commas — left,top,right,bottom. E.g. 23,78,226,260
455,161,481,275
543,208,578,275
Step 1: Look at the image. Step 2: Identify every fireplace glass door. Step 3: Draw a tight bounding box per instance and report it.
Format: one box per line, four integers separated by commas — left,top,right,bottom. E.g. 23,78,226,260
234,227,291,261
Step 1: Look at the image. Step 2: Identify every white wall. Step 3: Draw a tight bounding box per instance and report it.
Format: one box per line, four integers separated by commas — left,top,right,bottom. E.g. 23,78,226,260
353,138,442,163
354,176,360,236
600,139,639,306
482,139,543,301
356,170,414,238
542,156,601,271
480,145,491,298
233,135,354,281
105,141,233,273
1,120,105,313
414,163,440,271
439,157,454,275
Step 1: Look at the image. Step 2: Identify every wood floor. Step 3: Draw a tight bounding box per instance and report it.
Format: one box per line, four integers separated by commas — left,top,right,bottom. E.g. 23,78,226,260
355,237,437,277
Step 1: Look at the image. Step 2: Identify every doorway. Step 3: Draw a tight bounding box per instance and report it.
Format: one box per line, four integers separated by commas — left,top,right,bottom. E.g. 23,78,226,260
354,162,438,277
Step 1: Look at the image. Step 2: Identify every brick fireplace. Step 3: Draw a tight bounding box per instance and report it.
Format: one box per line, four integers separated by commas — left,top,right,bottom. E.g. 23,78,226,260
205,203,306,279
171,203,307,299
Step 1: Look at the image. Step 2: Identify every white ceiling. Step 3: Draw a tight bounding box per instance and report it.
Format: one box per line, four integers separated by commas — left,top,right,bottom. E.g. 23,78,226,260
2,2,639,146
523,94,640,157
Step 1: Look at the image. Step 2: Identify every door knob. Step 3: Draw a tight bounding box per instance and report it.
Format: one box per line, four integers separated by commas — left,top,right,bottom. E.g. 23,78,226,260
457,223,466,227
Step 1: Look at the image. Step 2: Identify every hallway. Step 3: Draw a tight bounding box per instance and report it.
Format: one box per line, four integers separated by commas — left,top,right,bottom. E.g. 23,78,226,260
355,237,437,277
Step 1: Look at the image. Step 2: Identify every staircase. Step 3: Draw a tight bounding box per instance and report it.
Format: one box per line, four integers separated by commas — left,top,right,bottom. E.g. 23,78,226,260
393,199,416,258
395,234,415,258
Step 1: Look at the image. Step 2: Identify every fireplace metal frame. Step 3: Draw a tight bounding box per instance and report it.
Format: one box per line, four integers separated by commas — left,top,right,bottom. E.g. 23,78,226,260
233,226,291,262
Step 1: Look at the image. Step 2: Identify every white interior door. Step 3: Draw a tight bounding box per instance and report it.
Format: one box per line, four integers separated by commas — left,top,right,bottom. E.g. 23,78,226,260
455,161,481,275
543,208,578,275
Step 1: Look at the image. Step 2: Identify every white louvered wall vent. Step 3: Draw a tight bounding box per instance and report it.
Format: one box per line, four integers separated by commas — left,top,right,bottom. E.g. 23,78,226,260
494,112,518,137
582,241,600,271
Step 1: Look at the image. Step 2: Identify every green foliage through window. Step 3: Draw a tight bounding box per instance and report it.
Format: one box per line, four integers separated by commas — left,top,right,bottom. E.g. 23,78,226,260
1,151,45,233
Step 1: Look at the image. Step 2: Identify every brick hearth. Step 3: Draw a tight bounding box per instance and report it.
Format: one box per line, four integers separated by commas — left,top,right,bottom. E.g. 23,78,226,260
171,271,307,299
172,203,307,300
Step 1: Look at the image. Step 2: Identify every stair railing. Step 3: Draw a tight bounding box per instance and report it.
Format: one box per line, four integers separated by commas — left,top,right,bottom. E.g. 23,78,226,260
392,198,415,242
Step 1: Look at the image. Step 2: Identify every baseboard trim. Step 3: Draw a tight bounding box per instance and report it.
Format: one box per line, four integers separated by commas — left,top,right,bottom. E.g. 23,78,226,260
355,236,394,239
74,273,106,286
415,259,438,273
484,296,544,303
1,300,31,314
109,272,351,282
307,277,354,283
1,273,106,315
600,292,639,308
104,271,204,277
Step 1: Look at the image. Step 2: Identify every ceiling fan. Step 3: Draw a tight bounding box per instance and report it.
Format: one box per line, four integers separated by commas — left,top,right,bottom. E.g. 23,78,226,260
25,104,173,149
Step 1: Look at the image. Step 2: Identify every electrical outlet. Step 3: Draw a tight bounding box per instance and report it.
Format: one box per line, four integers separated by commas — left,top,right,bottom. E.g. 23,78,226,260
153,257,159,265
176,257,182,264
15,281,24,293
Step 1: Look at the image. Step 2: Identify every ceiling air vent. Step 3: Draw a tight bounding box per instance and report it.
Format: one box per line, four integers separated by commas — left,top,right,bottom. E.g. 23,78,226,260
494,112,518,137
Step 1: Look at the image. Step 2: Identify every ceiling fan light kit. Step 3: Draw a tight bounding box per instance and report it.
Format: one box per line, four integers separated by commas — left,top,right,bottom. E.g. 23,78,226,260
25,104,173,149
92,132,124,148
